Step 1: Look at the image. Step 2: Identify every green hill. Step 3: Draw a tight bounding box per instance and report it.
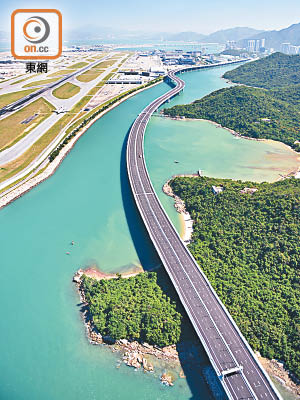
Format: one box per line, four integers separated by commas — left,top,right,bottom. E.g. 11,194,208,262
223,52,300,88
169,176,300,380
271,83,300,107
81,272,182,347
164,85,300,150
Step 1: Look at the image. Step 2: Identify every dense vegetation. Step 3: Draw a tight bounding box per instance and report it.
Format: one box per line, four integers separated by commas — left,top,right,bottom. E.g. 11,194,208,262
169,176,300,379
164,54,300,150
223,52,300,88
271,84,300,108
164,85,300,150
82,272,182,347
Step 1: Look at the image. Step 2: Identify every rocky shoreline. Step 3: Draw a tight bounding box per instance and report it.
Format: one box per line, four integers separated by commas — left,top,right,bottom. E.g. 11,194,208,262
162,179,194,243
74,267,300,397
73,268,181,386
163,180,300,398
256,352,300,398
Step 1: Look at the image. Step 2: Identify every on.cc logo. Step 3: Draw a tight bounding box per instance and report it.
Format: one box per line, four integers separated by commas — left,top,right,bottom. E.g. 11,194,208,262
23,16,50,44
11,9,62,60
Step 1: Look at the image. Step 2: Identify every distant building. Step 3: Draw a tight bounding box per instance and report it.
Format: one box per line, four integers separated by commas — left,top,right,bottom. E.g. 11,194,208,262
289,45,300,55
280,43,300,55
255,40,261,52
281,43,291,54
247,39,265,53
179,58,196,65
247,40,256,53
226,40,237,50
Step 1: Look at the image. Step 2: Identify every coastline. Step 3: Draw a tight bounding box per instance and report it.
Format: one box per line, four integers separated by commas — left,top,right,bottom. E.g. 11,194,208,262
73,266,231,393
163,115,300,180
3,65,298,396
0,80,163,210
163,176,300,398
256,353,300,398
73,267,181,387
73,233,300,397
162,179,194,244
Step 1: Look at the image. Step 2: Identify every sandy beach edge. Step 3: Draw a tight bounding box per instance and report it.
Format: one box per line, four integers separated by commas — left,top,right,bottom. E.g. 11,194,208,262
161,115,300,179
162,179,194,243
162,176,300,397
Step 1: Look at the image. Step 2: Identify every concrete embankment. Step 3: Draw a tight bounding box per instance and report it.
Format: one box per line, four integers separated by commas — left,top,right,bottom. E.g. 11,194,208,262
0,80,163,209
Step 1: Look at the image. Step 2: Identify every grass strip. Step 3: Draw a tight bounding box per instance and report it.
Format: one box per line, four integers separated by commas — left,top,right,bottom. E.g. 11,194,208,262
52,82,81,99
0,98,55,151
0,89,36,109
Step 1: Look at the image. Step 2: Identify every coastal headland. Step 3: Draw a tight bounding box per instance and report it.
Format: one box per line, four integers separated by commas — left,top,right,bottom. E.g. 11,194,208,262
167,175,300,397
73,267,183,387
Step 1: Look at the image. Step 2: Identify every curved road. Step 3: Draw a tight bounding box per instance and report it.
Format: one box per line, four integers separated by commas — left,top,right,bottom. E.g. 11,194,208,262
126,67,282,400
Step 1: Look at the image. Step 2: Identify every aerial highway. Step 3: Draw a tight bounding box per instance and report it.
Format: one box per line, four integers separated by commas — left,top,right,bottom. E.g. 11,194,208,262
126,66,282,400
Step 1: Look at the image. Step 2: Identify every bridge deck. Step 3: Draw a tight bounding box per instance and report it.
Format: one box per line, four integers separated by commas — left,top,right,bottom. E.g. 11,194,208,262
126,66,282,400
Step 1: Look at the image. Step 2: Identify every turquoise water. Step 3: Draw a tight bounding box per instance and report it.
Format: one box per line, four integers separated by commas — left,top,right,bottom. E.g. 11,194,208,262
146,117,299,221
145,68,299,230
0,65,298,400
63,40,223,53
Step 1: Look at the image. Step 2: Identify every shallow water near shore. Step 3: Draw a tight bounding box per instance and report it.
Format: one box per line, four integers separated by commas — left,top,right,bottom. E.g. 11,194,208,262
0,65,298,399
145,117,299,194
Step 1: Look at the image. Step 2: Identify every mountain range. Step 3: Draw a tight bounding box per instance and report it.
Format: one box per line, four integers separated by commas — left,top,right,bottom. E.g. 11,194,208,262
63,26,264,43
240,22,300,50
64,23,300,49
1,22,300,50
162,23,300,49
164,27,264,43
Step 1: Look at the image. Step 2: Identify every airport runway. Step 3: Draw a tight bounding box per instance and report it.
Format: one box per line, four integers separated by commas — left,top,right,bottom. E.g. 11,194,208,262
0,54,126,165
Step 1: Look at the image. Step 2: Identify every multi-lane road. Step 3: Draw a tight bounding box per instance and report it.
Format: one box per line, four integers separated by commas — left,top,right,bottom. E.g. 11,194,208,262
126,66,282,400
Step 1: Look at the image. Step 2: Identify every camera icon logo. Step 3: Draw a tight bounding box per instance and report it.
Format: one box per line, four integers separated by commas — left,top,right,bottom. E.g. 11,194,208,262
11,9,62,60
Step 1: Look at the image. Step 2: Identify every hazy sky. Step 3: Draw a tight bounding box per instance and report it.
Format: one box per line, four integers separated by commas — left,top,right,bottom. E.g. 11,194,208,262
1,0,300,34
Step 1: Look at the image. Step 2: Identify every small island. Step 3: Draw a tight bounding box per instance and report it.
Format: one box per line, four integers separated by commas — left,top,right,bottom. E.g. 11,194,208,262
74,269,182,385
80,271,181,346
